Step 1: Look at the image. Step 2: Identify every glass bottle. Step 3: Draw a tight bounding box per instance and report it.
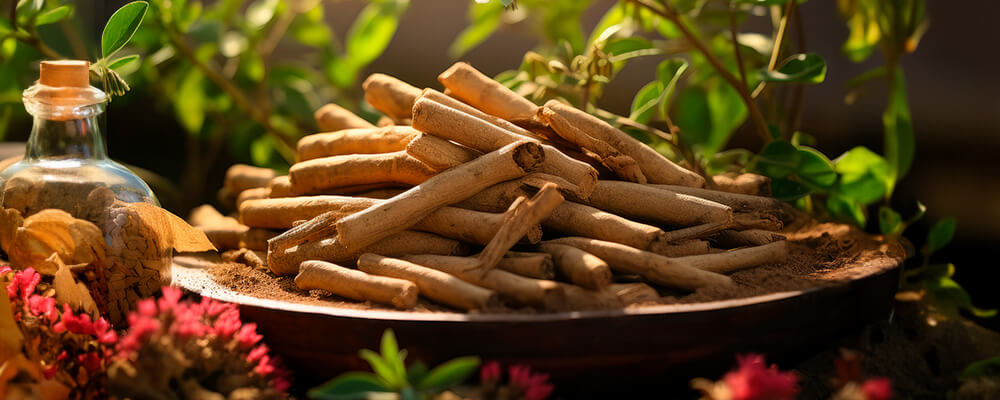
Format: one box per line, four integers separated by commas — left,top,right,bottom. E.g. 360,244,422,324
0,60,158,220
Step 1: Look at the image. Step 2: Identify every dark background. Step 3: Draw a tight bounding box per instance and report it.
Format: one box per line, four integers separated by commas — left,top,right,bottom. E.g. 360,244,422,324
5,1,998,329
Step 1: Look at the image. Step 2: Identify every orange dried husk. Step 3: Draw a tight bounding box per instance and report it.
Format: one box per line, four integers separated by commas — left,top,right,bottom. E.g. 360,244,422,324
0,209,104,275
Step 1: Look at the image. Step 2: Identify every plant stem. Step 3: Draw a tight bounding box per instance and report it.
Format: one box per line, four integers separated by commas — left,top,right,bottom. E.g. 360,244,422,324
630,0,771,145
728,5,749,94
163,25,297,163
751,0,795,99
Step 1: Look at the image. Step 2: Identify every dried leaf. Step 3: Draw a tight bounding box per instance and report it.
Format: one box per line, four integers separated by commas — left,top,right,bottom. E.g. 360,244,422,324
0,291,22,363
3,209,105,275
126,203,216,253
0,354,70,400
49,255,98,315
0,209,24,251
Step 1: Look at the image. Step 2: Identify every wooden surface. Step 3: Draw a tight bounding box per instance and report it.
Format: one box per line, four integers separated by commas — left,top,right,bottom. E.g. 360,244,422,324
173,250,901,390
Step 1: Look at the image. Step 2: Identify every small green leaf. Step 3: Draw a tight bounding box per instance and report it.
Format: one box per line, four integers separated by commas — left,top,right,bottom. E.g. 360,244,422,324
656,58,687,118
960,357,1000,381
15,0,43,23
308,371,388,400
795,147,836,189
417,356,481,391
827,194,867,227
246,0,278,29
878,206,902,236
101,1,149,58
359,349,399,388
834,146,890,204
586,3,624,50
345,0,408,70
449,0,504,58
629,81,664,124
760,53,826,84
250,135,279,168
883,67,915,194
926,274,997,319
603,37,653,58
925,218,956,254
174,69,205,134
290,6,333,48
36,5,73,26
406,361,428,386
107,54,140,70
752,140,800,179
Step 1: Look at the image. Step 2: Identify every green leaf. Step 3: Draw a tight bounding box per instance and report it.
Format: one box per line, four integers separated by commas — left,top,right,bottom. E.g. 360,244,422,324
107,54,140,70
449,0,504,58
960,357,1000,381
629,81,664,125
35,5,73,26
735,0,789,4
174,69,205,134
250,134,279,168
15,0,43,23
655,58,687,118
841,3,881,63
827,194,867,227
926,274,997,319
603,37,653,58
752,140,800,179
925,218,956,254
406,361,428,386
345,0,408,70
834,146,890,204
586,3,625,50
417,356,481,391
246,0,278,29
380,329,406,386
101,1,149,58
290,6,333,48
674,87,711,149
359,349,399,388
759,53,826,84
308,371,389,400
883,67,915,194
878,206,902,236
795,146,837,189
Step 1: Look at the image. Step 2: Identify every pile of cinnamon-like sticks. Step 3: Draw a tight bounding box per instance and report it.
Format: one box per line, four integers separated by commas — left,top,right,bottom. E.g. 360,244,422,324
191,62,798,312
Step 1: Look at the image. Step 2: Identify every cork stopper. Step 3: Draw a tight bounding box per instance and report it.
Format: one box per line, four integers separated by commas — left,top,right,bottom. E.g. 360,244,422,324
39,60,91,88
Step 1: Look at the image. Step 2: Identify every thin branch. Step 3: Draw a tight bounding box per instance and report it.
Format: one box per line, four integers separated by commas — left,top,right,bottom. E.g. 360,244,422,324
751,0,795,99
728,5,749,92
630,0,771,144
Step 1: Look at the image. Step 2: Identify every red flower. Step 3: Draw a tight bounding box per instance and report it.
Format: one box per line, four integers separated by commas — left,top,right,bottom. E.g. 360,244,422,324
861,377,892,400
157,286,182,311
8,268,41,300
78,352,102,372
93,317,118,345
480,361,501,384
723,354,799,400
53,304,96,335
42,364,58,379
508,365,554,400
120,313,161,353
236,322,263,349
248,345,270,363
27,295,57,321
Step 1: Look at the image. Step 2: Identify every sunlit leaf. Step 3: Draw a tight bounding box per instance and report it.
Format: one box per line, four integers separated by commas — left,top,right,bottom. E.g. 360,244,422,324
827,194,867,227
926,274,997,319
174,69,205,134
760,53,826,84
380,329,407,387
346,0,408,70
308,372,388,400
450,0,504,58
417,356,481,391
834,146,890,204
752,140,800,179
925,218,956,255
878,206,902,236
290,6,333,48
630,81,664,124
107,54,140,70
359,349,399,389
883,67,914,194
586,3,625,50
960,357,1000,381
101,1,149,58
795,146,837,189
36,5,73,26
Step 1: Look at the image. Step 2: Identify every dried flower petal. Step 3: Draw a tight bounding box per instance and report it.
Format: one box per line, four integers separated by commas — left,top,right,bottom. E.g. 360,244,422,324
27,295,57,321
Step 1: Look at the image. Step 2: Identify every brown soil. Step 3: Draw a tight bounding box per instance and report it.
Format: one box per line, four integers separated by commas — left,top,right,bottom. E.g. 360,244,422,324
196,219,904,314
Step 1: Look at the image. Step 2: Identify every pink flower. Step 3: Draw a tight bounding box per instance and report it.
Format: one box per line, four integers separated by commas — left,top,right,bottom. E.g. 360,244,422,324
137,298,157,317
0,266,11,276
27,295,57,321
212,310,242,338
53,304,95,335
723,354,799,400
78,352,102,372
480,361,502,384
120,314,161,353
236,323,262,349
157,286,182,311
861,377,892,400
8,268,41,300
508,365,554,400
248,345,270,363
93,317,118,344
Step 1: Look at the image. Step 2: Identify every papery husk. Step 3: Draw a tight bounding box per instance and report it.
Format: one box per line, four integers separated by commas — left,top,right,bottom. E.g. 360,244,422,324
0,209,105,275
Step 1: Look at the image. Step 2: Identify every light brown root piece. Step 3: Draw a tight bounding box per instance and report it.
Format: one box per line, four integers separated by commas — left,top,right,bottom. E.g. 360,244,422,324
542,202,664,250
401,254,564,310
235,187,270,209
200,225,276,251
586,181,732,227
437,62,539,122
610,283,660,306
358,254,499,311
289,151,436,194
454,180,530,213
335,140,545,252
376,116,395,127
188,204,236,228
297,126,419,161
557,283,621,310
224,164,276,193
709,172,771,196
539,100,704,187
478,183,564,272
314,103,376,132
418,88,545,141
674,240,788,274
405,132,480,171
221,248,267,270
537,106,646,183
495,252,554,279
295,260,418,309
546,237,732,290
362,73,422,120
538,243,611,291
658,221,731,243
713,229,786,248
268,230,465,276
267,176,294,198
411,98,597,197
732,210,784,232
646,239,711,257
651,184,798,224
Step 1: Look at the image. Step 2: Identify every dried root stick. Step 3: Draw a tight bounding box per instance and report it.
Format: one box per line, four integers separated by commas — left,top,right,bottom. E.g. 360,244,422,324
314,103,375,132
713,229,786,248
363,73,422,120
539,100,704,187
646,239,711,257
268,230,466,276
611,283,660,306
674,241,788,274
437,62,539,122
546,237,732,290
586,181,732,227
405,132,480,171
401,254,564,310
289,151,436,194
335,140,545,252
558,283,621,310
651,184,797,224
224,164,276,193
418,88,544,141
709,173,771,196
537,106,646,183
477,183,564,272
295,260,418,309
358,254,499,311
411,98,597,197
537,243,611,291
297,126,419,161
495,252,554,279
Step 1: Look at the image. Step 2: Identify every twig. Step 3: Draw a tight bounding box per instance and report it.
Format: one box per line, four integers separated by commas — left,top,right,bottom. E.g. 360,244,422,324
629,0,770,145
751,0,795,99
728,6,749,94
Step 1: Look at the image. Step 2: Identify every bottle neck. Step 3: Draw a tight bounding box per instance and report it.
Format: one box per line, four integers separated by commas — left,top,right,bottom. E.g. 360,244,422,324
26,114,108,161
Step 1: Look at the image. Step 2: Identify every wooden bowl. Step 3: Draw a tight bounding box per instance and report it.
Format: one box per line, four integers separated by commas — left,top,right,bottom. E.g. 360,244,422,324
173,249,901,390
